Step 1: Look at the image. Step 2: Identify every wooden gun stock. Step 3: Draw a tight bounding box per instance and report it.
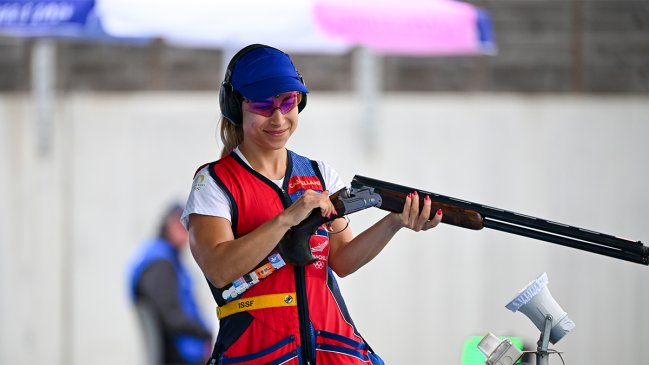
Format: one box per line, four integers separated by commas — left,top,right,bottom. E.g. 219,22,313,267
358,180,485,230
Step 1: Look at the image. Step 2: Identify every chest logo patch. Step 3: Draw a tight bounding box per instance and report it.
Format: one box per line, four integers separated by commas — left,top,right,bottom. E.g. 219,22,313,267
287,175,323,195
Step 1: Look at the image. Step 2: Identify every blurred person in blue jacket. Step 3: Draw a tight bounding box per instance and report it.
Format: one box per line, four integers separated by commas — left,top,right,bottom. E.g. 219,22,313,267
128,203,212,365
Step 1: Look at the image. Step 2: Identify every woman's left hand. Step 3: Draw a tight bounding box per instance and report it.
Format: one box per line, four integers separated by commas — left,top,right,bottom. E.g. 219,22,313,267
395,191,443,231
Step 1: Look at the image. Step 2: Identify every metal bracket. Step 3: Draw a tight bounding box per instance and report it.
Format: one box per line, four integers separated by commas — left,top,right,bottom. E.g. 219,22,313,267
338,186,383,215
535,314,553,365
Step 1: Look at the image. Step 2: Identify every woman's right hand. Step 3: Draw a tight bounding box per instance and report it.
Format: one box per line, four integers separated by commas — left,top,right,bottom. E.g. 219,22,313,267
280,189,336,227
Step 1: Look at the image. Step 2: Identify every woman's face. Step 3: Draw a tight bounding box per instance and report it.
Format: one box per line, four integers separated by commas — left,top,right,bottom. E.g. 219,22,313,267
241,92,300,151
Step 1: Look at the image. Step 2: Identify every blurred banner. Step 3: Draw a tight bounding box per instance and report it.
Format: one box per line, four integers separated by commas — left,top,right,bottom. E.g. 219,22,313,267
1,0,494,54
95,0,350,54
313,0,495,55
95,0,495,55
0,0,149,42
0,0,95,35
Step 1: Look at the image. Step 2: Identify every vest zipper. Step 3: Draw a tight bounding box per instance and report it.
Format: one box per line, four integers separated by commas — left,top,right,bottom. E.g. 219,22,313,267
295,265,314,365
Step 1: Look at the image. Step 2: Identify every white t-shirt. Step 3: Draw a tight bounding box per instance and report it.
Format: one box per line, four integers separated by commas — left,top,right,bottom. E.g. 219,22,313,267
181,147,345,229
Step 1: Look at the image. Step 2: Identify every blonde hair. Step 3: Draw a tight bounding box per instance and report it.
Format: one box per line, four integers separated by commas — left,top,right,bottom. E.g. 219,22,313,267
219,117,243,158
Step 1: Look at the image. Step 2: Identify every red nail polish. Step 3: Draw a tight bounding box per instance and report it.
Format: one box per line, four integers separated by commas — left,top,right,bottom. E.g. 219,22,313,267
425,195,430,201
437,209,442,215
407,193,411,198
413,191,418,196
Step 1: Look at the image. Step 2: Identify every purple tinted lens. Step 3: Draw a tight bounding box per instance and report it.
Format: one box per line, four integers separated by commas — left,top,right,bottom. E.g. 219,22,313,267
245,92,299,117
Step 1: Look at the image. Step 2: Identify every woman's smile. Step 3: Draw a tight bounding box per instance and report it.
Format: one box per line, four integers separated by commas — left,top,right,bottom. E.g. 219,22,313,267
264,128,289,137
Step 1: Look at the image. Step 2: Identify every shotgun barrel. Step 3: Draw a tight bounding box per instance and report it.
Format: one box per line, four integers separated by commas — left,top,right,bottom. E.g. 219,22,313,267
351,175,648,265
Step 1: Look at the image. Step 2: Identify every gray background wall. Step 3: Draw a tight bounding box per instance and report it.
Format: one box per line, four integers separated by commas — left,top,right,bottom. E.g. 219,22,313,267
1,93,648,364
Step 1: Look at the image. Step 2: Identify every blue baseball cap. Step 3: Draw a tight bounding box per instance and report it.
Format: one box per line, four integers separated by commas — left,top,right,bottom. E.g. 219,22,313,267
230,46,309,101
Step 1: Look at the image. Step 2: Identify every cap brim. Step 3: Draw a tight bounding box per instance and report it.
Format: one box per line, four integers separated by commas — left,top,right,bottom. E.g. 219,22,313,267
238,76,309,101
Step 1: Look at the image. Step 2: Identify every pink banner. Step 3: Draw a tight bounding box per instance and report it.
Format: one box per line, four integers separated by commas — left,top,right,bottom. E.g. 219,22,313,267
313,0,487,55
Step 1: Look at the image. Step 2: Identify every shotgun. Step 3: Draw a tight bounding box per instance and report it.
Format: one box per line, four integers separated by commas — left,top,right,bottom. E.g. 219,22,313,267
278,175,648,267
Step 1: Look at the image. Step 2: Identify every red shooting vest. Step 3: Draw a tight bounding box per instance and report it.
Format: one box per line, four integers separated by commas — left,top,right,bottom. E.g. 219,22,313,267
203,150,379,365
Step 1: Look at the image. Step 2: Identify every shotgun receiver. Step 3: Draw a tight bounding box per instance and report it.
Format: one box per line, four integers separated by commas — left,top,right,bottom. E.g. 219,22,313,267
278,175,649,267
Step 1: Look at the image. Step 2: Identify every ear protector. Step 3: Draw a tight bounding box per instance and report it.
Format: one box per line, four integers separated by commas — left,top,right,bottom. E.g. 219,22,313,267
219,44,308,126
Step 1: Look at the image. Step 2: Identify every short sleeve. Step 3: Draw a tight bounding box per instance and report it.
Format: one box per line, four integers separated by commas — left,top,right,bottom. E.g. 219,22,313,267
181,165,232,229
316,160,345,195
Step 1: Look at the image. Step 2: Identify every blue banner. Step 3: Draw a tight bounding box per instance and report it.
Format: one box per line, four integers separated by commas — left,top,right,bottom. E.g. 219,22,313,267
0,0,95,27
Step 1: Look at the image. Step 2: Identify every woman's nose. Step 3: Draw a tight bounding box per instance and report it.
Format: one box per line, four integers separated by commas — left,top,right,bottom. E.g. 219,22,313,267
268,108,283,123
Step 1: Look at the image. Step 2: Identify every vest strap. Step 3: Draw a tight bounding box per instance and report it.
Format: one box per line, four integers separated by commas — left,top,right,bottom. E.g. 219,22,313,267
216,292,297,320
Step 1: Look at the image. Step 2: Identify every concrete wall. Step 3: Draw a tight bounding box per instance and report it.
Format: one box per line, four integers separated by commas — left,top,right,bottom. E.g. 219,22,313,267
1,92,648,364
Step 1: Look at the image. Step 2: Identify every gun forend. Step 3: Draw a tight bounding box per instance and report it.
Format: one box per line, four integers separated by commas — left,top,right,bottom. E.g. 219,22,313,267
350,175,484,230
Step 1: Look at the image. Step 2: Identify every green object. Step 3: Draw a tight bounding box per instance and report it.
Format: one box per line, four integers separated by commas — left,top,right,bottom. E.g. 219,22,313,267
460,335,524,365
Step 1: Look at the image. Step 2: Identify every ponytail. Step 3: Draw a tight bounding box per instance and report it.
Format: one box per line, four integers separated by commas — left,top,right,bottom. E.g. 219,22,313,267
219,117,243,158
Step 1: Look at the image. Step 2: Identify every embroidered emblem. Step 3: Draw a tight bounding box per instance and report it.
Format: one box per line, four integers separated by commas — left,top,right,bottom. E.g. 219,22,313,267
311,240,329,253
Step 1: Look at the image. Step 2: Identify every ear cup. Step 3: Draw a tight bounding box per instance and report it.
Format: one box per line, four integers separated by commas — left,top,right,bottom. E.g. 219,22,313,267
297,72,307,112
297,92,307,113
219,79,243,126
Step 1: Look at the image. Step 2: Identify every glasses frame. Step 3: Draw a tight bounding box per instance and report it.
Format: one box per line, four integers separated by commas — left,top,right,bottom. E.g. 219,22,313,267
242,91,302,118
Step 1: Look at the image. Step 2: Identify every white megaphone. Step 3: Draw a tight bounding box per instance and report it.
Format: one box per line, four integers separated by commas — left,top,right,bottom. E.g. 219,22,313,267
505,272,575,345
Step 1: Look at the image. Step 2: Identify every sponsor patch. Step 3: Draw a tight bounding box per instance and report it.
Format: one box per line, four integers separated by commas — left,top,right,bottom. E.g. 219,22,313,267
287,175,323,195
